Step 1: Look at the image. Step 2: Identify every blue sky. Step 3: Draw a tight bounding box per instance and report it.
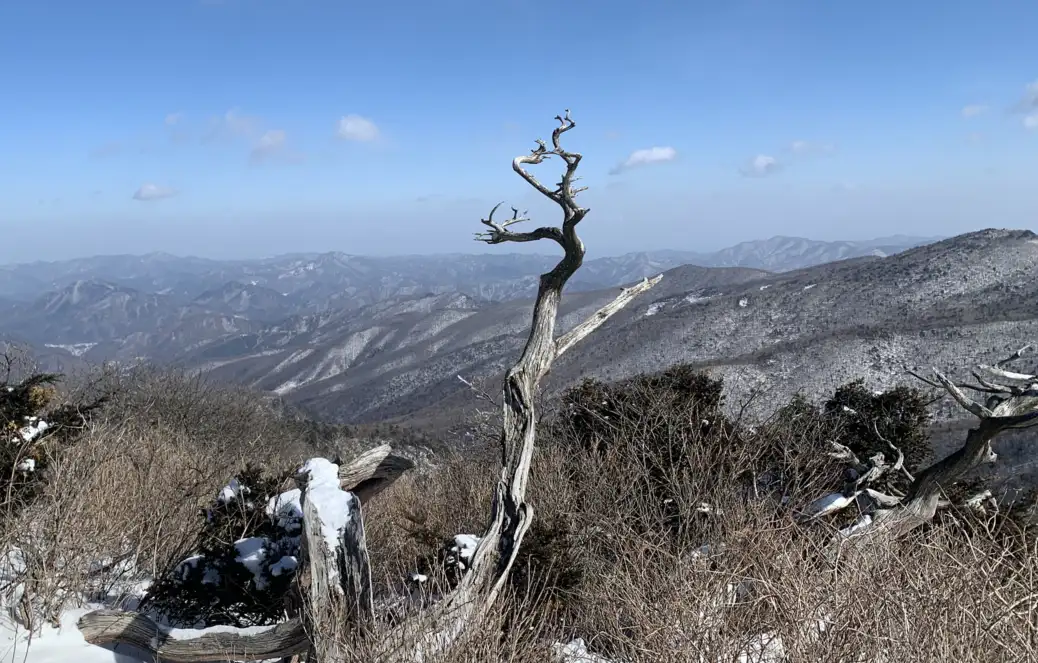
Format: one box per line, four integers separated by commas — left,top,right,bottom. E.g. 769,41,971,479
1,0,1036,263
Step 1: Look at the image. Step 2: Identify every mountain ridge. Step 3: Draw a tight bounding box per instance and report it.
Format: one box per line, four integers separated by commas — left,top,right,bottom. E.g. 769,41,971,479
176,228,1034,429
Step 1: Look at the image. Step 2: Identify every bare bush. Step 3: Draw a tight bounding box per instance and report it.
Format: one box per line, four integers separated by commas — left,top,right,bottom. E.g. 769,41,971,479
0,366,372,632
364,398,1037,662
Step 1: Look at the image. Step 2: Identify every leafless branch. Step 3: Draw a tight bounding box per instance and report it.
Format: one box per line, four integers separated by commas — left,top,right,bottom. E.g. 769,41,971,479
869,420,914,483
457,374,499,407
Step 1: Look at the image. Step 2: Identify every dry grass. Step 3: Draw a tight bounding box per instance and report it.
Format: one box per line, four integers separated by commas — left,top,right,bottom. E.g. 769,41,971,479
2,368,1036,662
365,441,1038,662
0,369,340,631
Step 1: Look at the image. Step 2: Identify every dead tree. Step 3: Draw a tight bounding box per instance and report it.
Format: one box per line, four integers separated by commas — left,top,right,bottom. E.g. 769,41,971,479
810,345,1038,542
79,110,662,662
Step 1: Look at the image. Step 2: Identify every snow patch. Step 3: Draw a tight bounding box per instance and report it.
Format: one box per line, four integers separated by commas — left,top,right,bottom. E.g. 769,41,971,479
233,537,269,590
17,418,49,443
553,638,615,662
43,343,97,358
270,555,298,577
298,458,353,558
217,478,242,504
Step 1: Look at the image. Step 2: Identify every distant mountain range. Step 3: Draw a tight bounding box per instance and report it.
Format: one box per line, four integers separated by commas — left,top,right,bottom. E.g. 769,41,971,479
5,229,1037,491
158,229,1032,429
0,235,938,367
0,234,938,302
0,231,948,399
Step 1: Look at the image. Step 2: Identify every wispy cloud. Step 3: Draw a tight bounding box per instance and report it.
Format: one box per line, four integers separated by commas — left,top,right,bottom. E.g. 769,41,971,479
203,108,262,144
132,183,178,201
961,104,988,118
609,146,677,175
1012,81,1038,129
740,154,781,178
787,140,836,155
165,112,184,126
337,114,380,142
249,129,288,163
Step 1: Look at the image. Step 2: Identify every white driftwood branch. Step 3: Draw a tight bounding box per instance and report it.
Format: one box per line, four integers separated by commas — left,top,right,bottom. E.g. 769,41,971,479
841,348,1038,540
555,275,663,358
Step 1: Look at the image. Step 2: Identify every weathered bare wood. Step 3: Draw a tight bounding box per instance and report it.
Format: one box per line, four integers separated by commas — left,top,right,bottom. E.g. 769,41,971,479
273,443,414,503
391,110,661,661
842,350,1038,541
555,275,663,359
297,458,373,662
336,443,415,504
77,610,307,662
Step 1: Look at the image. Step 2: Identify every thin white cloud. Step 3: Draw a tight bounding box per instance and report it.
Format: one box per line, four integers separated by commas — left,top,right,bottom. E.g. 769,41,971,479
961,104,988,118
740,154,781,177
1024,81,1038,105
249,129,288,163
337,114,380,142
223,108,260,136
132,183,178,201
609,146,677,175
788,140,836,156
1012,81,1038,129
203,108,262,144
165,112,184,126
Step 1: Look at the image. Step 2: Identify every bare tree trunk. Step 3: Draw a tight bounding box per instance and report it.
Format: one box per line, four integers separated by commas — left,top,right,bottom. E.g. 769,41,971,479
380,111,661,661
296,458,373,662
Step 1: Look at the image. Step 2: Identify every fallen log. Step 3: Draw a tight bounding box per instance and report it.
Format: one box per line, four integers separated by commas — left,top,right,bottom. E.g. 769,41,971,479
77,611,307,663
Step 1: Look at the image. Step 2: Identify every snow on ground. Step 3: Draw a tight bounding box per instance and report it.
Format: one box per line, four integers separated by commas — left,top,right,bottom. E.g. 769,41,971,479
234,537,270,589
1,607,145,663
0,568,155,663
